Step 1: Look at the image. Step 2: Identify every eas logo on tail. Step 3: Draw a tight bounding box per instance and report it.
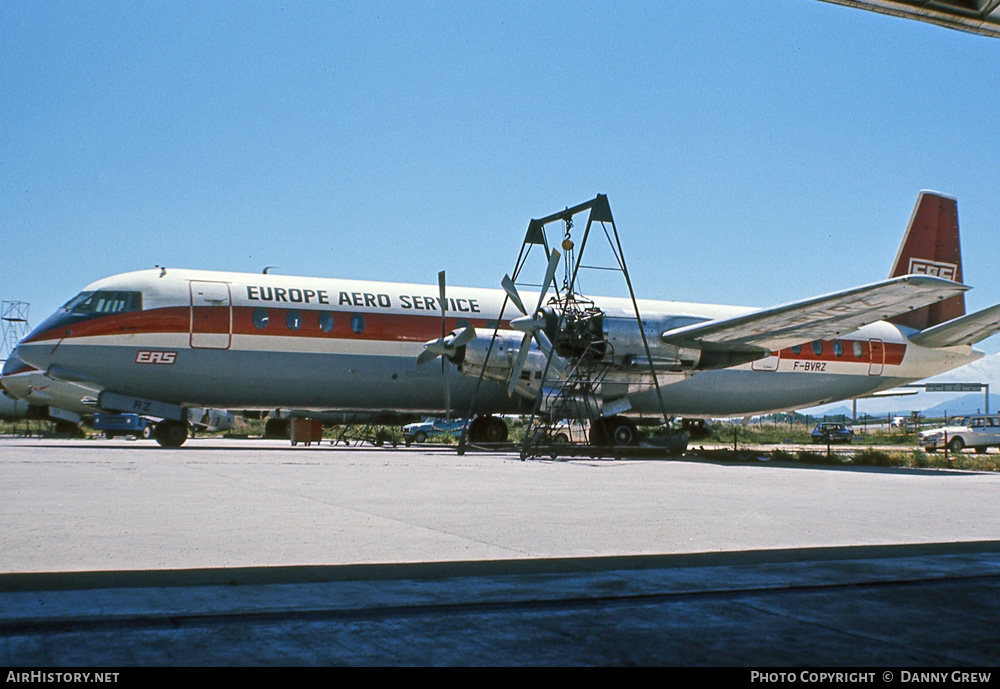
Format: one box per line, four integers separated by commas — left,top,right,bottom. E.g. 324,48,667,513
908,258,958,281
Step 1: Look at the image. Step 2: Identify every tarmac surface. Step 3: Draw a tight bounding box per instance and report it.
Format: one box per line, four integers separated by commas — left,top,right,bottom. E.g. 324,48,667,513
2,437,999,666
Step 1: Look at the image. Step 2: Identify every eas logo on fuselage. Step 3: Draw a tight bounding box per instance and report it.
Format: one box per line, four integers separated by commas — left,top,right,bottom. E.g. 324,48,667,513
135,350,177,365
908,258,958,281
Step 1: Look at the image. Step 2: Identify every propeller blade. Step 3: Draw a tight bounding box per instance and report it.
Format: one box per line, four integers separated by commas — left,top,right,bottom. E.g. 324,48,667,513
509,313,535,335
508,333,533,397
426,338,450,356
438,271,447,374
533,328,553,356
451,325,476,348
417,325,477,366
533,249,561,315
501,274,527,316
505,250,561,395
417,348,439,366
438,271,447,327
444,364,452,421
418,332,450,366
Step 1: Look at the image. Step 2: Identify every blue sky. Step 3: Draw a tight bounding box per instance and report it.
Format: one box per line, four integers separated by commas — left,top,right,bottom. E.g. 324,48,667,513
3,0,999,366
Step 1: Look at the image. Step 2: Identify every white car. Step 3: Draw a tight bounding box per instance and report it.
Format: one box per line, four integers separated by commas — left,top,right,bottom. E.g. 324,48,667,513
918,415,1000,453
547,420,590,444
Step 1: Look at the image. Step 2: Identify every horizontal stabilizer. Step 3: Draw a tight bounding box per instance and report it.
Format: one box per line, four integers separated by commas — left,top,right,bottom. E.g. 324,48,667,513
908,303,1000,348
661,275,969,353
858,388,920,399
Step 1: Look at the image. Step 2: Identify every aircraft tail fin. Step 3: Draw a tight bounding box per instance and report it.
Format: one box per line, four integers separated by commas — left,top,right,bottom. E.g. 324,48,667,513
888,191,965,331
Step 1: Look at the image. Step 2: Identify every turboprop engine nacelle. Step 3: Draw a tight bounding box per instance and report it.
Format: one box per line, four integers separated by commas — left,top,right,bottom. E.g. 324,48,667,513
457,330,523,373
458,329,568,399
603,317,703,371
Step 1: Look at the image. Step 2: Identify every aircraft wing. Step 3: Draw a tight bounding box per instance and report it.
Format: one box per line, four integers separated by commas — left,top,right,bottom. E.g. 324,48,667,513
908,303,1000,348
660,275,969,353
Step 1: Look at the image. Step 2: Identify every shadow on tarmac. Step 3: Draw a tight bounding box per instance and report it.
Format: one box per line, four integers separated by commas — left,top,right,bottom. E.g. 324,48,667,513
2,541,998,665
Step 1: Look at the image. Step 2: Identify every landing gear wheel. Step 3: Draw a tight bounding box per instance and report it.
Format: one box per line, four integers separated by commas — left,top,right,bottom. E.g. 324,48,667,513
155,421,188,448
467,417,487,443
264,418,290,439
590,416,639,447
610,417,638,446
486,417,508,442
948,437,965,454
468,416,508,443
54,421,79,435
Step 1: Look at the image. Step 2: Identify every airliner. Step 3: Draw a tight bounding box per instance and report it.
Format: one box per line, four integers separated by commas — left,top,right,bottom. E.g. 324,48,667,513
7,192,1000,447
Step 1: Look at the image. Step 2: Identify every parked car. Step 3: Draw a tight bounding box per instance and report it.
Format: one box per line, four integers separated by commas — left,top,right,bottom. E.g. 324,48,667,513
810,422,854,444
547,420,590,444
402,418,467,444
919,415,1000,453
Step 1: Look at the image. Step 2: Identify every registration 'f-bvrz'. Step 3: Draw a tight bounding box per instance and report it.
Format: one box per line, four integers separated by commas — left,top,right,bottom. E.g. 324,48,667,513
7,192,1000,447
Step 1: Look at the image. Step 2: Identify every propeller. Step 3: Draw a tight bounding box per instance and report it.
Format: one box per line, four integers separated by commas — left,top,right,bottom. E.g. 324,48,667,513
416,271,477,419
501,249,561,396
416,324,477,366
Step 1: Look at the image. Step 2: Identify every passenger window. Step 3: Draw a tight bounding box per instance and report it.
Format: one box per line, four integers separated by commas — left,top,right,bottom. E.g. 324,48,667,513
253,308,269,330
351,314,365,334
833,341,844,357
319,312,334,333
812,341,823,356
791,345,802,355
286,311,302,331
853,341,864,358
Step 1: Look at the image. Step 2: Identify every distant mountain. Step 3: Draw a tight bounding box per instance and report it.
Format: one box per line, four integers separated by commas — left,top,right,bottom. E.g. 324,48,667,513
810,405,853,420
922,394,999,418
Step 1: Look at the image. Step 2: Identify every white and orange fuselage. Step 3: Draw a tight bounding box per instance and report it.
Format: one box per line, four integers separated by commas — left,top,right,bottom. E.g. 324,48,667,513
8,267,981,418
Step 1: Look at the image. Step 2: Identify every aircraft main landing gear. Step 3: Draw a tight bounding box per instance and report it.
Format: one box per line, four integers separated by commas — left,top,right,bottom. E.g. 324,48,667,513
154,420,189,448
467,415,508,443
589,415,639,447
264,418,291,439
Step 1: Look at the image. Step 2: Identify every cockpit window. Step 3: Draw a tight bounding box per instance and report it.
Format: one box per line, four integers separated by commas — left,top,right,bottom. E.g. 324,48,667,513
63,291,142,315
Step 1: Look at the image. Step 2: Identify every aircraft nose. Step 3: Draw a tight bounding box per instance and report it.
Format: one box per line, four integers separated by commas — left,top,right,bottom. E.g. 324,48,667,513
12,340,51,373
1,350,29,377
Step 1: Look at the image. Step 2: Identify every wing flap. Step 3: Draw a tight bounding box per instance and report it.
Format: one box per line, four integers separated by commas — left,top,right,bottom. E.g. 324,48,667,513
660,275,968,352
